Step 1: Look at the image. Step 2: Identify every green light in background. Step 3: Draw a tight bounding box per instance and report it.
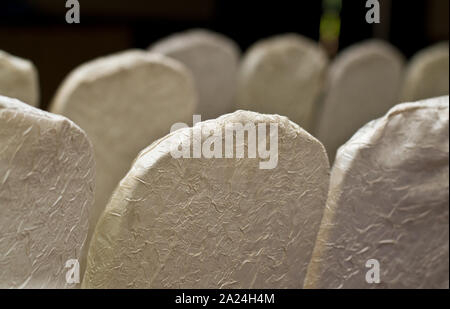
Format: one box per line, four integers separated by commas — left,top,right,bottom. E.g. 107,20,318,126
320,11,341,41
320,0,342,56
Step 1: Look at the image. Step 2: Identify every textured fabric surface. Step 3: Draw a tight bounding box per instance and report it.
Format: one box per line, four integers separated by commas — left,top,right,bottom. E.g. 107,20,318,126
50,50,197,248
0,96,95,288
83,110,330,289
305,96,449,289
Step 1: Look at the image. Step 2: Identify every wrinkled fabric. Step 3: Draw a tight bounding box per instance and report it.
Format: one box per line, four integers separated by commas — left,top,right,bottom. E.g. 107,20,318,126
0,96,95,288
50,50,197,249
83,110,330,289
306,96,449,289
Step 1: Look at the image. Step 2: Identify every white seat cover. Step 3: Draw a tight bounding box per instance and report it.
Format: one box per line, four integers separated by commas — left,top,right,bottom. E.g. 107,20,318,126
306,96,449,289
151,29,240,120
50,50,197,245
401,42,449,102
236,34,328,132
83,110,330,288
316,40,405,162
0,50,39,107
0,96,95,288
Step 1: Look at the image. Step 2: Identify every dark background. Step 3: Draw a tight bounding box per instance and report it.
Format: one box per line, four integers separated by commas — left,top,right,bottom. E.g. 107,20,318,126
0,0,448,109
